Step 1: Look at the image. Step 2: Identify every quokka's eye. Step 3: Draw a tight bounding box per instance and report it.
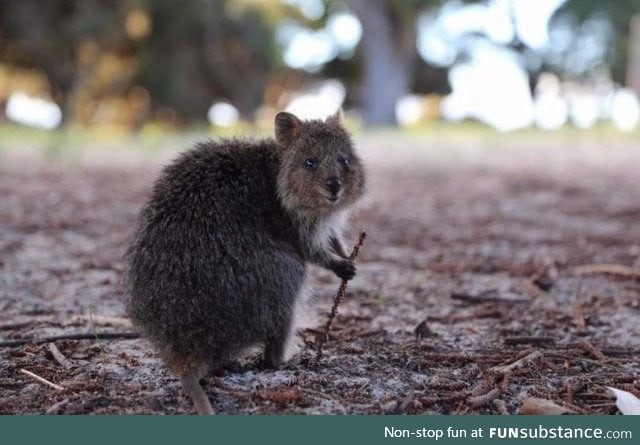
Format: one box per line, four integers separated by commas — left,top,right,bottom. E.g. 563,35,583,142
338,156,350,167
304,157,318,170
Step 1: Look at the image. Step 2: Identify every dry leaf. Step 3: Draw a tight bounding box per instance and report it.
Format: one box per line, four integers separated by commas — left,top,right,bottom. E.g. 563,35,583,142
608,387,640,415
255,387,302,406
521,397,574,415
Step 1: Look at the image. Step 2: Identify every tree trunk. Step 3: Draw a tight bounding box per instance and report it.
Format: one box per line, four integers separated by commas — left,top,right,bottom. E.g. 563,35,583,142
350,0,415,127
626,14,640,95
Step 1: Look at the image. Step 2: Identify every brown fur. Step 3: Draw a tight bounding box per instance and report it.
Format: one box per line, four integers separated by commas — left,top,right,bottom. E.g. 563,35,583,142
124,111,366,414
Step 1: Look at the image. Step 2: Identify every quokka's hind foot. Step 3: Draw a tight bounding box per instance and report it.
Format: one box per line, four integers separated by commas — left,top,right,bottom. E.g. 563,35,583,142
171,359,214,415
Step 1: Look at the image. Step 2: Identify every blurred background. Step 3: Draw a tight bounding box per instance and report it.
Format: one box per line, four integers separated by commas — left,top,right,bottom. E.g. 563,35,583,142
3,0,640,416
2,0,640,136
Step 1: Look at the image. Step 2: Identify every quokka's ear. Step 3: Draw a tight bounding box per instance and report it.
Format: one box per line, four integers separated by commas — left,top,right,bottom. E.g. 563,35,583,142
275,111,302,147
325,109,343,127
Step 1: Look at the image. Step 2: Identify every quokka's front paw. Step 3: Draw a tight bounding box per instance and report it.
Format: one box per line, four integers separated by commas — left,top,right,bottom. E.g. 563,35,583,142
331,258,356,281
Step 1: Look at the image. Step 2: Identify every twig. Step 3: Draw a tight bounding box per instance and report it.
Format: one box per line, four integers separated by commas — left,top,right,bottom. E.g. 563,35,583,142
490,350,543,374
46,398,70,415
313,231,366,365
20,369,65,391
0,331,140,348
468,387,501,408
545,353,628,372
450,292,529,304
47,343,72,369
523,280,549,299
575,341,606,361
504,337,555,346
493,399,510,415
70,315,133,328
573,264,640,278
572,284,587,330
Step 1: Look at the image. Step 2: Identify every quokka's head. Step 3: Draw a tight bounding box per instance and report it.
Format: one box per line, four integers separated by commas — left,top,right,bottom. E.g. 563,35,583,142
274,110,366,217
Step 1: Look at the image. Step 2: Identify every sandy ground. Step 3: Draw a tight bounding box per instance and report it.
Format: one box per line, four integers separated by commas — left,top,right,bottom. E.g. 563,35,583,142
1,131,639,414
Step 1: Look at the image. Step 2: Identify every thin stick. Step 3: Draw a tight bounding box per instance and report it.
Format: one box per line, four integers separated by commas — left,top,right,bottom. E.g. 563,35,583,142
48,343,72,369
490,350,543,375
572,284,587,330
313,231,366,365
573,264,640,278
45,398,70,415
0,331,140,348
468,387,502,408
20,369,65,391
70,315,133,328
504,337,555,346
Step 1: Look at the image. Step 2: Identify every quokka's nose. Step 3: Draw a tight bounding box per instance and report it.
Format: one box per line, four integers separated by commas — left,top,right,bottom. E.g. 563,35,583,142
326,177,341,195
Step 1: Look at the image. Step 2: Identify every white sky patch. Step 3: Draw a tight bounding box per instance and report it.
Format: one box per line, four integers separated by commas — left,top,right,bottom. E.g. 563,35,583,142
327,12,362,53
417,14,457,67
281,0,325,21
278,12,361,72
509,0,567,49
282,29,336,71
6,92,62,130
534,72,568,130
440,2,514,44
535,93,568,130
569,94,600,129
396,95,424,126
442,42,534,131
418,1,514,67
418,0,566,66
610,89,640,132
207,102,240,127
285,79,345,120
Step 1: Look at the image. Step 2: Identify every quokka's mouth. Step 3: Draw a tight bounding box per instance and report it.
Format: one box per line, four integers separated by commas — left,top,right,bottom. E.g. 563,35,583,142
320,192,341,204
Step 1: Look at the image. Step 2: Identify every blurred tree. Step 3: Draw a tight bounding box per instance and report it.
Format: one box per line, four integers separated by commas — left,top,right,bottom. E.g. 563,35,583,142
0,0,127,123
350,0,416,127
141,0,277,121
0,0,277,125
549,0,640,86
350,0,475,127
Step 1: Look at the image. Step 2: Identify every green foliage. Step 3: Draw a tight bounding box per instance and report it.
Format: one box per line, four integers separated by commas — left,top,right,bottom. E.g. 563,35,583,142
551,0,640,82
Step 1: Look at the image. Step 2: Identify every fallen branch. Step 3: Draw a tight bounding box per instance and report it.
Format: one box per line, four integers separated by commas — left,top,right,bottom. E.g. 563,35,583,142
0,331,140,348
20,369,65,391
313,231,367,365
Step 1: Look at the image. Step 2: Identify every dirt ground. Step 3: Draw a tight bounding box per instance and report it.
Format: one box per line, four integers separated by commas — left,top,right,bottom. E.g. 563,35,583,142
1,131,639,414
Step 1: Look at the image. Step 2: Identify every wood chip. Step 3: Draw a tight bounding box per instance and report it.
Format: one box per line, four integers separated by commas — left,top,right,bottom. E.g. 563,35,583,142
521,397,575,415
48,343,72,369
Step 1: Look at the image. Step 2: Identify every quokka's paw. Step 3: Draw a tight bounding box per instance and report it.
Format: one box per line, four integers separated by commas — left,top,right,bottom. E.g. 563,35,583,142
331,258,356,281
